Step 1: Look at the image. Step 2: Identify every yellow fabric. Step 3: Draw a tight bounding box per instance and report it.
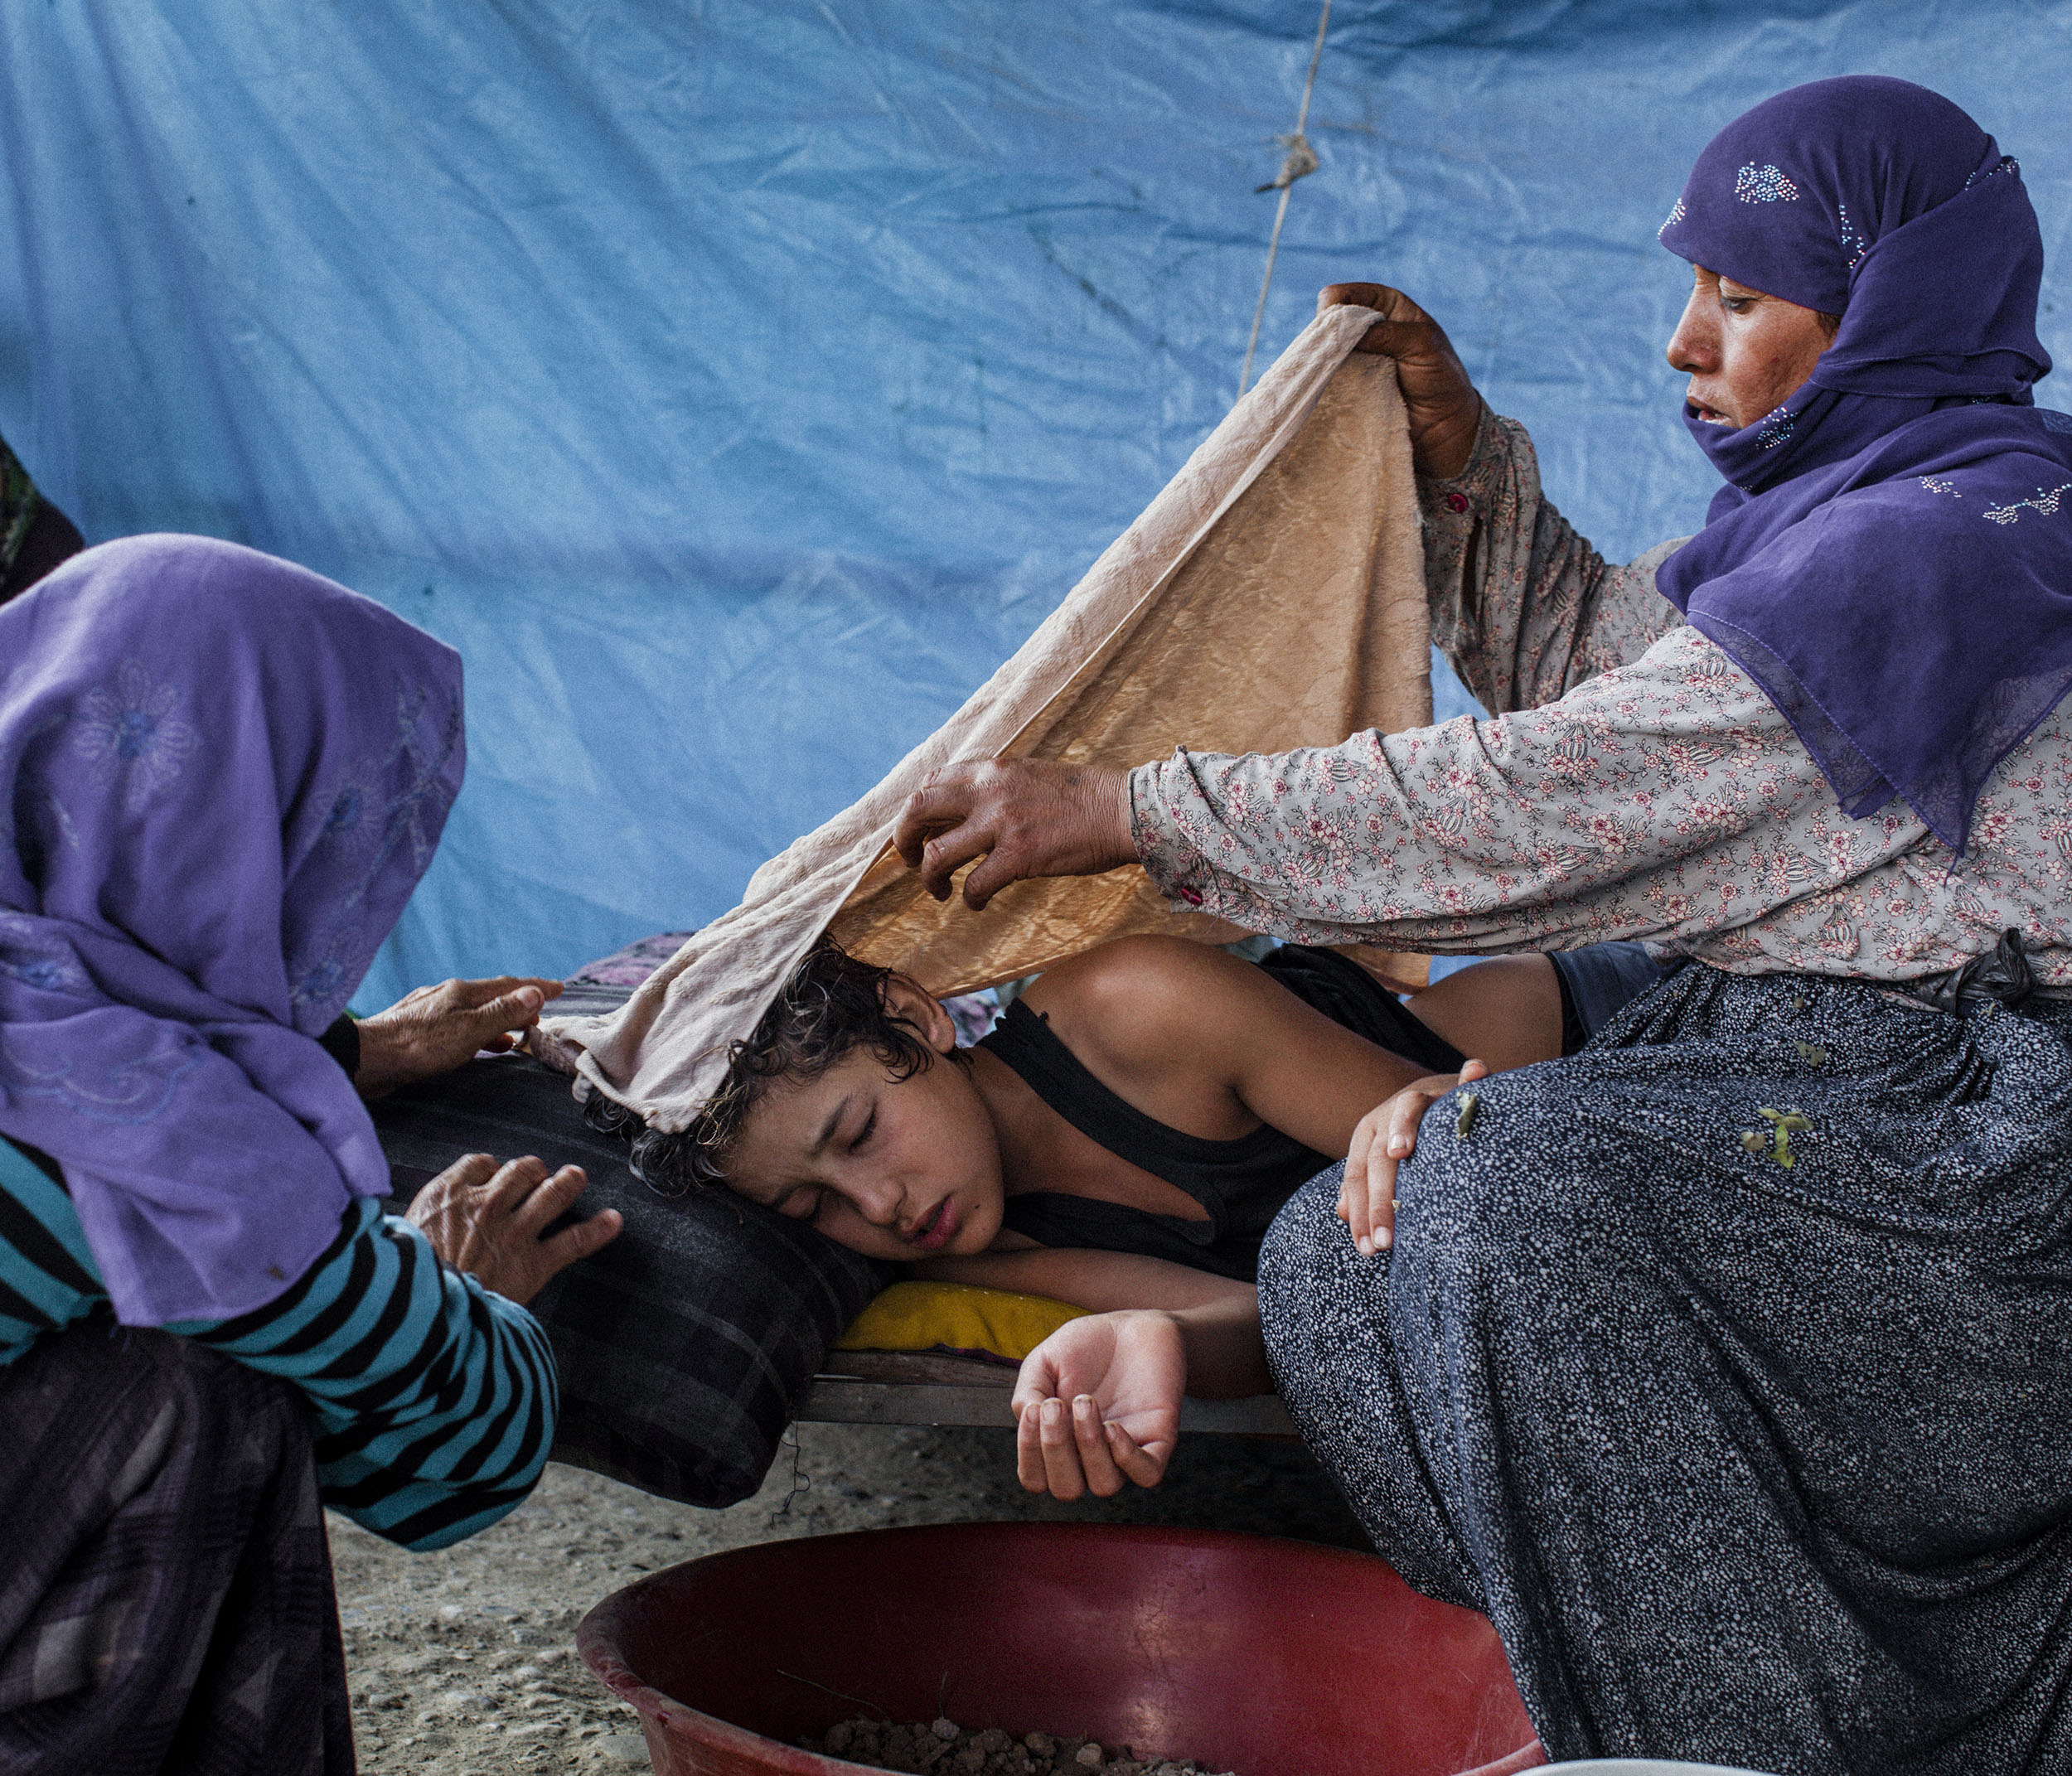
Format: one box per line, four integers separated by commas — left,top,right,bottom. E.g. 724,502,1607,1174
537,305,1432,1130
834,1280,1087,1362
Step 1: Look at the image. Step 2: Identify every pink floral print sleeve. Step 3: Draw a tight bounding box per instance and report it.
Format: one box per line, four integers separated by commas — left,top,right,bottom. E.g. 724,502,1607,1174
1128,405,2072,991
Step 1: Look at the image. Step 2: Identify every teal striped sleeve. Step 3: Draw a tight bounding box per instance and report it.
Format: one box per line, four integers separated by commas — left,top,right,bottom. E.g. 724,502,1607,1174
172,1199,559,1551
0,1139,102,1354
1,1138,559,1551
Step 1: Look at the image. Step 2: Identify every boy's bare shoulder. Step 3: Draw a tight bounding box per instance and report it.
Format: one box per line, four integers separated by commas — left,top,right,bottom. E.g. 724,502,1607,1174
1020,936,1259,1077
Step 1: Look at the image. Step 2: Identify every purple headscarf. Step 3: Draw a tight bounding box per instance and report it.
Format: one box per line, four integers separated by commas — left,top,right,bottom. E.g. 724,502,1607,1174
0,536,463,1323
1655,76,2072,854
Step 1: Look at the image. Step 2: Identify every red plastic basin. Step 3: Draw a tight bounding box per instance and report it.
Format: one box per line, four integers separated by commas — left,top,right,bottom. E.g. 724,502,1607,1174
578,1522,1544,1776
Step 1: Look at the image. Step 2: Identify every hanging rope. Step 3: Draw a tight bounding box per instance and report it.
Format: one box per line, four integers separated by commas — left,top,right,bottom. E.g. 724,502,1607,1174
1236,0,1333,401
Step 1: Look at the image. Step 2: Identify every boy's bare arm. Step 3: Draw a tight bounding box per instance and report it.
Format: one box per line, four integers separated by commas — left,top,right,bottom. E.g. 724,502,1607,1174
1033,936,1428,1157
1405,953,1562,1072
1164,1291,1276,1396
913,1244,1253,1317
1036,935,1565,1159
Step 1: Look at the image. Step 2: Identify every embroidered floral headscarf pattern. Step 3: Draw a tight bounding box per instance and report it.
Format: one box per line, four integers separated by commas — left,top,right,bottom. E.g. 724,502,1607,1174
1654,76,2072,853
0,535,464,1322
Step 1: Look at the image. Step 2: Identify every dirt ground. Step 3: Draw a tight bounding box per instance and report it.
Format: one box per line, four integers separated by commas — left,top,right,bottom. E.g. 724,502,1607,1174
332,1420,1368,1774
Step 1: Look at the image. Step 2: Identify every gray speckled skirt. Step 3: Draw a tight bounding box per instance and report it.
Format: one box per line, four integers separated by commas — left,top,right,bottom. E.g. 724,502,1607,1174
1257,963,2072,1776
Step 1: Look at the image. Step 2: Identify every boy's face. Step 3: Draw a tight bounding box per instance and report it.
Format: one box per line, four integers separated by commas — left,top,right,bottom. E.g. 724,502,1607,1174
722,977,1005,1262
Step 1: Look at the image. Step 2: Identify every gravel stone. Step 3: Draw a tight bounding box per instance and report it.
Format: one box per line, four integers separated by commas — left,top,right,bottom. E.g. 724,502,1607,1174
807,1718,1240,1776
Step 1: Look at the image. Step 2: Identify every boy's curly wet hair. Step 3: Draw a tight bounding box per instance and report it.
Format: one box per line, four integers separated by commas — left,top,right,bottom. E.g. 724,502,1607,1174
583,934,961,1197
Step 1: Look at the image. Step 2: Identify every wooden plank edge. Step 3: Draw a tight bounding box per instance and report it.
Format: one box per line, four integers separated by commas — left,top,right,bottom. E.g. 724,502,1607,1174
794,1377,1295,1437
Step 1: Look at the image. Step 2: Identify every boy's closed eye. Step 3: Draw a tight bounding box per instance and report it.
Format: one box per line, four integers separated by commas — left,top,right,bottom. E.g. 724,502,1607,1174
767,1095,880,1220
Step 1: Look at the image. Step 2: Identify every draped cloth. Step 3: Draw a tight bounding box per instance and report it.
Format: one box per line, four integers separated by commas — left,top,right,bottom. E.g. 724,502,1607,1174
540,304,1432,1134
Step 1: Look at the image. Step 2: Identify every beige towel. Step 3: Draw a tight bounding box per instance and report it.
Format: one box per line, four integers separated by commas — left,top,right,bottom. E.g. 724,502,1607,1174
539,306,1431,1133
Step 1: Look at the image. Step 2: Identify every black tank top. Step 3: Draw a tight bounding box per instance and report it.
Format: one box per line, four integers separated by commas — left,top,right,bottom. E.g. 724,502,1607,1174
977,945,1464,1282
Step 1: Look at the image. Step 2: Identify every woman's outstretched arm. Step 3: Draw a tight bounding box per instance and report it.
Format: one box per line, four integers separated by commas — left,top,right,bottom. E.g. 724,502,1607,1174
1130,625,1894,960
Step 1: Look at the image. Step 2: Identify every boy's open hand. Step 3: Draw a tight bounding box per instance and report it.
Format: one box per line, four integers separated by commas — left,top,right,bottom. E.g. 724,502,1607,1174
1012,1310,1184,1500
1338,1059,1489,1256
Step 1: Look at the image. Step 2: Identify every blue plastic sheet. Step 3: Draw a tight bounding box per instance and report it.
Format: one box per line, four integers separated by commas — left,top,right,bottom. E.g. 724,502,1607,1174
2,3,2067,1004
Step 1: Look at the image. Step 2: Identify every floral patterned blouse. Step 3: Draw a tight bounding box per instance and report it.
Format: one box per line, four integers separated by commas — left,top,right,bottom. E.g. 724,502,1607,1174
1128,404,2072,994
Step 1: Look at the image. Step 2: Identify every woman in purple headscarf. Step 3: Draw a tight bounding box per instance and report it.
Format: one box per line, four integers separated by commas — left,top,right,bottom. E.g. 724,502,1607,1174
0,535,620,1772
889,77,2072,1770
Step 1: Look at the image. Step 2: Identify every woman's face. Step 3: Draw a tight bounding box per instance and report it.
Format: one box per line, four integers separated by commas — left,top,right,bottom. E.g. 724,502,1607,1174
1666,265,1832,431
721,979,1007,1263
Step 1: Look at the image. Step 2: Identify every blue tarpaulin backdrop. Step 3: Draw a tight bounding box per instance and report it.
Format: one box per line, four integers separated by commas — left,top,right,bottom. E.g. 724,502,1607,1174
3,3,2068,1005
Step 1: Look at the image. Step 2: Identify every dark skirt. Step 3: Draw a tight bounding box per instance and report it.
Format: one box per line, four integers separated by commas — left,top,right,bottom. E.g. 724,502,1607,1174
0,1322,355,1775
1258,963,2072,1774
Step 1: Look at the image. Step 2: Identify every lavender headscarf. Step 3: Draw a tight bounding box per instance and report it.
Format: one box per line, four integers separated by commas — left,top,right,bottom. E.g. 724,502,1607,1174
1655,77,2072,853
0,535,463,1324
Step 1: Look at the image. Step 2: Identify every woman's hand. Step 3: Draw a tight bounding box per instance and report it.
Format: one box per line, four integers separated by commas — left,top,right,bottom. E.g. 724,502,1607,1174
354,976,564,1098
1316,283,1481,480
1338,1059,1489,1256
1011,1309,1184,1499
405,1153,622,1305
893,758,1136,910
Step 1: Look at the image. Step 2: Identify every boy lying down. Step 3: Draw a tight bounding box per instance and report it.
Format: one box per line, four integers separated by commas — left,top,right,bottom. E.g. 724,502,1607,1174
593,930,1671,1496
